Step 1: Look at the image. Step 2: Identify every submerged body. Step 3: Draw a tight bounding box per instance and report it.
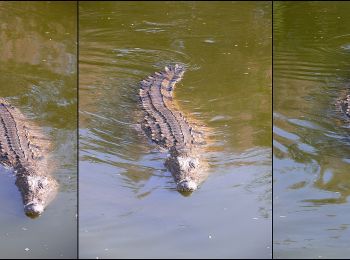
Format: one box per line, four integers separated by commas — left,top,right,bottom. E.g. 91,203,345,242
0,98,57,217
139,64,207,192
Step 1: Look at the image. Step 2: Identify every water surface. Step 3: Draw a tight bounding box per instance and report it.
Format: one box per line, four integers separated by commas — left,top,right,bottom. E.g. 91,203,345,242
274,2,350,259
0,2,77,259
79,1,272,258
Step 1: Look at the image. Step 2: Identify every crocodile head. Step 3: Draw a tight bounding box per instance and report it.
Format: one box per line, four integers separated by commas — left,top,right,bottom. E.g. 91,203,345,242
165,147,202,193
174,156,200,192
16,174,58,218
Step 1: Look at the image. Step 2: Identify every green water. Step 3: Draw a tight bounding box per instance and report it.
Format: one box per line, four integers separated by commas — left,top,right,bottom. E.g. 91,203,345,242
273,2,350,259
0,2,77,259
1,2,350,259
79,1,271,259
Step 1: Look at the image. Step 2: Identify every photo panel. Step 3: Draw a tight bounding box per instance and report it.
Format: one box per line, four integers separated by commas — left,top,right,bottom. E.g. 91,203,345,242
0,1,77,259
273,1,350,259
79,1,272,259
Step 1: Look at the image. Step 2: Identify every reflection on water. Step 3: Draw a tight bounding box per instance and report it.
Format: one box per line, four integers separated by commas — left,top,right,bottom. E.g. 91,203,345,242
274,2,350,259
79,1,271,259
0,2,76,77
0,2,77,259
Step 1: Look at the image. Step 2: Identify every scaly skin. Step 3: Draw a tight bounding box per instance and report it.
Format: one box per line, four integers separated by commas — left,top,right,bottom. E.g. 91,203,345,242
139,65,207,192
337,93,350,118
0,98,58,218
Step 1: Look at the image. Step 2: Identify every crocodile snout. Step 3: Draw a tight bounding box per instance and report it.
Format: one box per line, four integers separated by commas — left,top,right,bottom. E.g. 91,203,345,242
24,202,44,218
177,180,198,192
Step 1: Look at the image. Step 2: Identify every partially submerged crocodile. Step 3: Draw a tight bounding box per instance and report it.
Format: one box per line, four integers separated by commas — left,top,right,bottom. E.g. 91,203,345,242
0,98,57,218
139,64,207,192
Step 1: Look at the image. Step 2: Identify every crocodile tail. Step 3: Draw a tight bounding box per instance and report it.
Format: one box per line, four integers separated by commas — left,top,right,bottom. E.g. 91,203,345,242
162,64,185,95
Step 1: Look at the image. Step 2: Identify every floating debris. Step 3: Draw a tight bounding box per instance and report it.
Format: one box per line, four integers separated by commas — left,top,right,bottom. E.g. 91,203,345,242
204,39,215,44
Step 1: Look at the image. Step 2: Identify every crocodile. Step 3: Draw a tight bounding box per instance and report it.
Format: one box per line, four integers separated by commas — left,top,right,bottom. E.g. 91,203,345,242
0,98,58,218
139,64,207,192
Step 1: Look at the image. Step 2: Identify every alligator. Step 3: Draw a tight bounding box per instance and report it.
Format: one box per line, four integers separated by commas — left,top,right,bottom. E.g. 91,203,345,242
0,98,58,218
139,64,208,192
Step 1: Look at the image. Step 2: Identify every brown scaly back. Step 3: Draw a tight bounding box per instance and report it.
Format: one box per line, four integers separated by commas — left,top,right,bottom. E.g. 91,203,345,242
0,98,51,171
139,64,204,151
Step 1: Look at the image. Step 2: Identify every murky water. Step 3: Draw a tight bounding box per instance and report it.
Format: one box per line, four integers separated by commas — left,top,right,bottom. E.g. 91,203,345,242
79,1,272,259
273,2,350,259
0,2,77,259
